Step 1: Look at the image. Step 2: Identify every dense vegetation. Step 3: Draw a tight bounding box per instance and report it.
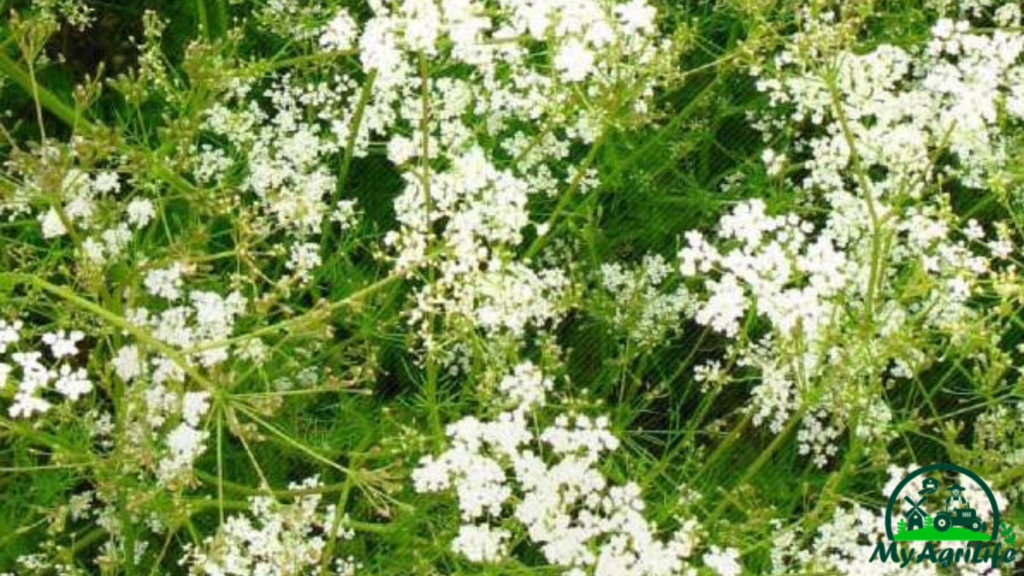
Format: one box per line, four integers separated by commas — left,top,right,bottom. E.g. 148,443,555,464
0,0,1021,574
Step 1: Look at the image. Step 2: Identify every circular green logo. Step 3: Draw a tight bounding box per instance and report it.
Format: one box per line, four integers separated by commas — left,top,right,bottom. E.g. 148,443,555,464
884,463,999,542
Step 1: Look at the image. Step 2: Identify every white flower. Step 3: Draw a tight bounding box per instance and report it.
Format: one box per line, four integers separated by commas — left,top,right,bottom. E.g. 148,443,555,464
159,423,208,483
8,352,53,418
9,391,51,418
42,329,84,359
320,8,358,51
452,524,510,563
91,171,120,194
703,546,741,576
496,362,552,409
53,364,92,400
386,136,417,165
125,198,156,228
762,147,785,176
331,200,358,229
181,391,210,427
286,242,322,282
600,254,691,345
695,274,747,338
144,264,185,301
615,0,657,34
40,208,68,239
113,345,144,382
0,319,23,354
555,38,595,82
82,237,106,264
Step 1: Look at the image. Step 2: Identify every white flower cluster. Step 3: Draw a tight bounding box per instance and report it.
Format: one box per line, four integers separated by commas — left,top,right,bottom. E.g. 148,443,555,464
702,546,742,576
89,265,247,485
37,169,119,239
184,477,358,576
679,199,853,340
2,320,93,418
195,74,372,290
2,145,159,267
769,504,935,576
320,8,358,51
131,264,248,377
411,259,572,340
679,193,1004,464
2,317,93,416
598,254,693,346
413,362,705,575
155,391,211,484
201,75,356,238
928,0,1021,24
45,170,140,267
29,0,94,29
190,0,674,341
108,372,214,486
298,0,669,340
754,13,1024,193
674,13,1023,466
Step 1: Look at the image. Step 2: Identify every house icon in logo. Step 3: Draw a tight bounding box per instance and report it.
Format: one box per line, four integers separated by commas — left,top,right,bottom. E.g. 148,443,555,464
903,496,928,531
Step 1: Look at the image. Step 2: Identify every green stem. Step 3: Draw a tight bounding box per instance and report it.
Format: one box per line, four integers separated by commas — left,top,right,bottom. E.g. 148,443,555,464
318,470,356,576
706,406,806,525
826,77,886,331
322,69,376,250
0,46,200,197
183,270,406,354
524,132,608,259
234,403,350,475
337,71,376,195
0,273,215,390
195,0,211,40
0,47,79,129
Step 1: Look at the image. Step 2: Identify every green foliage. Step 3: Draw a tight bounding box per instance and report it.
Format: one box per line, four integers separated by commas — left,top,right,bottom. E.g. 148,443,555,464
0,0,1021,574
1001,522,1017,548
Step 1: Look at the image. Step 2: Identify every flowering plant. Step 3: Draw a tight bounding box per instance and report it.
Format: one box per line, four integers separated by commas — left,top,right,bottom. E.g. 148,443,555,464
0,0,1020,574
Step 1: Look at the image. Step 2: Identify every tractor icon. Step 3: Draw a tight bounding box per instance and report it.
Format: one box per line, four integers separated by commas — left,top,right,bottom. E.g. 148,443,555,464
934,505,987,533
933,481,987,534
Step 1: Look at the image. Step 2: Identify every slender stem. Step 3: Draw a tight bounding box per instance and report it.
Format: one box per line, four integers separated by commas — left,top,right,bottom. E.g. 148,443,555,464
337,71,376,196
1,274,216,390
22,42,47,141
217,0,229,31
826,75,886,330
706,406,805,524
322,69,376,250
195,0,211,40
317,468,357,576
425,352,443,447
234,403,351,476
183,270,406,354
524,132,608,259
216,408,226,525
